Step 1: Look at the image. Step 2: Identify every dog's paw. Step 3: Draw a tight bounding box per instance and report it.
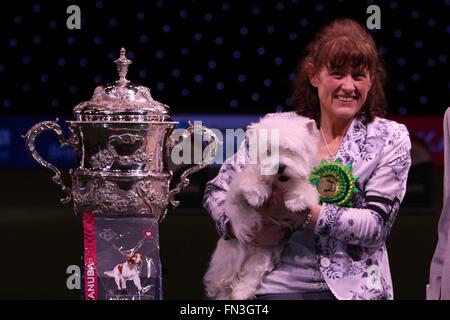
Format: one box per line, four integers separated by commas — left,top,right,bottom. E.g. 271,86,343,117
242,186,270,208
243,191,267,208
284,196,307,212
231,287,256,300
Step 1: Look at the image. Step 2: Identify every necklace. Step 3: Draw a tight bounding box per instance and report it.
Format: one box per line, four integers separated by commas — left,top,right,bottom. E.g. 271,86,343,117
320,128,339,162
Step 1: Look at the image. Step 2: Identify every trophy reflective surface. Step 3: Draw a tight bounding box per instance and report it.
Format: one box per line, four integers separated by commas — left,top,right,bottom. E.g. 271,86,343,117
23,48,219,221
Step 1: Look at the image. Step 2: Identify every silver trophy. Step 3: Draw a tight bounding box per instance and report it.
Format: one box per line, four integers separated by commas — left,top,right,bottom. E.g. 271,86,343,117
23,48,219,221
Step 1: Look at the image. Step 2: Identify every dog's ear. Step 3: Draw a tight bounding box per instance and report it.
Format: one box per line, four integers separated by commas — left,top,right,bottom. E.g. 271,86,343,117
305,119,318,136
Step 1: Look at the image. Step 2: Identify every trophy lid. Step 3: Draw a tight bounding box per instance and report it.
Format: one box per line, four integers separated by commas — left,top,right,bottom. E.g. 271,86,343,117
73,48,171,122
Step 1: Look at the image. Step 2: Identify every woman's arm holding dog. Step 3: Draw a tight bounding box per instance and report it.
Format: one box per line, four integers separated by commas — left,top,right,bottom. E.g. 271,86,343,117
308,126,412,247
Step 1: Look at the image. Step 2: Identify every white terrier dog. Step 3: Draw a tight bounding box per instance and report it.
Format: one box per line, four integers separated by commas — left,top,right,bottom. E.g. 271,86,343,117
204,113,319,300
104,252,144,292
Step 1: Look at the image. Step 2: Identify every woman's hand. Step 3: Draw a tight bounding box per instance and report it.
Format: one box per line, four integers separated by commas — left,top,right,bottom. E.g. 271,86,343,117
257,187,288,218
250,221,290,247
249,187,311,247
257,188,310,225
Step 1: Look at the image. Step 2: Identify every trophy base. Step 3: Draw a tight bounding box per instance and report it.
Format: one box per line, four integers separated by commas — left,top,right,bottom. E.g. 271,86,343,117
82,212,163,300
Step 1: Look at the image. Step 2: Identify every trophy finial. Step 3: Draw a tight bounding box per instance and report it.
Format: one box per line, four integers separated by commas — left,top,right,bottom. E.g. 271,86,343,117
114,48,132,86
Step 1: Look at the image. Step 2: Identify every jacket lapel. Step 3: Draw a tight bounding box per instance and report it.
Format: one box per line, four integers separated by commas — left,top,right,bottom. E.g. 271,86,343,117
336,116,367,167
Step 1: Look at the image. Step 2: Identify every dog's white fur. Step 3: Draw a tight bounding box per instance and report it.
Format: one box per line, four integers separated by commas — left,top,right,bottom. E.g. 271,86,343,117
104,253,144,292
204,113,320,300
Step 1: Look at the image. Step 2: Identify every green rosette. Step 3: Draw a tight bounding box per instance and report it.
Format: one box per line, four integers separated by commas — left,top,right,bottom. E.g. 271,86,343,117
309,158,359,207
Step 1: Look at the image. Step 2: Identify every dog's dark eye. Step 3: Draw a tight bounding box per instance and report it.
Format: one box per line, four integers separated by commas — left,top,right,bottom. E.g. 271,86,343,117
277,164,286,174
278,175,289,182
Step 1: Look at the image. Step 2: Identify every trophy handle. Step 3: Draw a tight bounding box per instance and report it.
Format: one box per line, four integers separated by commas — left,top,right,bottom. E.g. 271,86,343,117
168,121,220,208
22,119,76,204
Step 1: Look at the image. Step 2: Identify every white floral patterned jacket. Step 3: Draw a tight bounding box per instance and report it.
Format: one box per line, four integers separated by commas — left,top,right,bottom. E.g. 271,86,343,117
203,113,412,300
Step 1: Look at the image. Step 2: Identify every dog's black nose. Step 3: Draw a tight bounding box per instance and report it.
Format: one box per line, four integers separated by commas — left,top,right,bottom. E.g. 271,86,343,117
278,175,289,182
277,164,286,174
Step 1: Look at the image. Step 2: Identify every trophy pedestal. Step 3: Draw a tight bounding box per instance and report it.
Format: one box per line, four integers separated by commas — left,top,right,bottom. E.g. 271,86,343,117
82,212,163,300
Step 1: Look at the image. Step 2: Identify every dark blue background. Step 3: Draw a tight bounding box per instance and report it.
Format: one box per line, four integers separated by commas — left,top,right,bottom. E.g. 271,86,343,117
1,0,448,117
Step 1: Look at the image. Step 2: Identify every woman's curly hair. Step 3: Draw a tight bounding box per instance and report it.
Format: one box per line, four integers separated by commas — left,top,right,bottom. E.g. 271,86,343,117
291,18,387,125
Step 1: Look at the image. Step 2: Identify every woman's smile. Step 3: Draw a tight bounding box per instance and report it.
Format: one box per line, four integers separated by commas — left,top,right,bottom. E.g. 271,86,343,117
310,66,372,120
334,94,357,103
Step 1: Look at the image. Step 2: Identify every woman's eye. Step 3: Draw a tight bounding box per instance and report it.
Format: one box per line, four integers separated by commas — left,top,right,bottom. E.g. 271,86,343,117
331,72,343,77
353,73,367,80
